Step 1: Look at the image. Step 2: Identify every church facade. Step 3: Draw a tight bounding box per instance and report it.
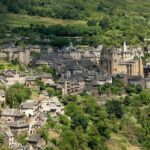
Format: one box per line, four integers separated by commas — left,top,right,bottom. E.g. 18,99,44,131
100,42,144,77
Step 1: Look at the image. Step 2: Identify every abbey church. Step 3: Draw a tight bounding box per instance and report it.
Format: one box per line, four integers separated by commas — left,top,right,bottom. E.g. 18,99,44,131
100,42,144,77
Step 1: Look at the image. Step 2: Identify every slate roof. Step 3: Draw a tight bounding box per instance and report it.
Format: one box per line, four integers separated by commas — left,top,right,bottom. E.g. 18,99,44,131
3,70,16,77
28,133,42,143
39,73,53,79
3,70,25,77
5,130,14,137
8,121,29,128
20,100,38,109
1,109,24,117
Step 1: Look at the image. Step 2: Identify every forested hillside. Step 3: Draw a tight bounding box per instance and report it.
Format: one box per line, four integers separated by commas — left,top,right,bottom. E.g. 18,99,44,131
0,1,150,150
0,0,150,46
1,0,150,19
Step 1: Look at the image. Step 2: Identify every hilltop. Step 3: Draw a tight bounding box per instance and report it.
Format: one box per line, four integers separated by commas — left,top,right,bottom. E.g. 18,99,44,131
0,0,150,47
0,0,150,20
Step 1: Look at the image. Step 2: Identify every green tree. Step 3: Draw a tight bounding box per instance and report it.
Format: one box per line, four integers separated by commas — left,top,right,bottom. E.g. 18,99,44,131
46,87,57,97
16,133,27,145
58,129,78,150
99,17,111,30
36,79,45,90
72,113,89,130
63,95,77,105
0,133,3,145
106,100,123,118
11,59,19,65
124,96,132,106
87,125,107,150
87,19,97,26
74,126,88,150
139,90,150,104
6,83,31,108
125,84,134,94
59,115,70,126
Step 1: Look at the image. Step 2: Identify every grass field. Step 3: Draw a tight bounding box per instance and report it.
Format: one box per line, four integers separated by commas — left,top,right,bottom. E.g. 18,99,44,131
0,13,87,27
106,133,141,150
0,59,20,71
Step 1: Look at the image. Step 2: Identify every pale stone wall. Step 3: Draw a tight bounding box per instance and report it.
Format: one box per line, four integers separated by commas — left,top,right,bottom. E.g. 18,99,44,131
100,45,144,77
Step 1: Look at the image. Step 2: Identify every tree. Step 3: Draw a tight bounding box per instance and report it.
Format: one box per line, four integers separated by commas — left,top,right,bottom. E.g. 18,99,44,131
16,133,27,145
87,125,107,150
106,100,123,118
46,87,56,97
125,84,134,94
0,133,3,145
7,3,20,13
124,96,132,106
11,59,19,65
58,129,78,150
43,65,55,75
62,95,77,105
87,19,97,26
74,126,88,150
99,17,111,30
136,84,143,93
96,121,110,139
139,90,150,104
59,115,70,126
72,113,89,130
125,84,143,95
6,83,31,108
0,3,7,13
36,79,45,90
65,103,81,118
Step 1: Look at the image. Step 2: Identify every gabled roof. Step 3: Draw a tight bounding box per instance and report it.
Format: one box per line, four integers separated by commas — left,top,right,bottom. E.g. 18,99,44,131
3,70,25,77
20,100,38,109
8,121,29,128
3,70,16,77
28,133,42,143
1,109,24,117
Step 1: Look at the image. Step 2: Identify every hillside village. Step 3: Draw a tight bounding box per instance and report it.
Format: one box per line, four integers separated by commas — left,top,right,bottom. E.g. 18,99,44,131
0,0,150,149
0,40,150,149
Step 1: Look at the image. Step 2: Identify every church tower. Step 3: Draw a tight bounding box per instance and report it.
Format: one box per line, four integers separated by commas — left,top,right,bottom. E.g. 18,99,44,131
123,41,127,52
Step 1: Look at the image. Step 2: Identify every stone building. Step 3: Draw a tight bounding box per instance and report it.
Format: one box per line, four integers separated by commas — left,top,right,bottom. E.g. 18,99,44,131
0,43,42,65
1,44,30,65
39,96,64,116
0,70,26,87
145,78,150,88
144,61,150,78
20,100,39,117
3,130,15,148
0,90,5,103
17,49,30,65
100,42,144,77
56,78,85,95
1,108,24,122
8,121,29,136
28,45,41,53
38,73,54,85
25,76,37,88
28,133,46,150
